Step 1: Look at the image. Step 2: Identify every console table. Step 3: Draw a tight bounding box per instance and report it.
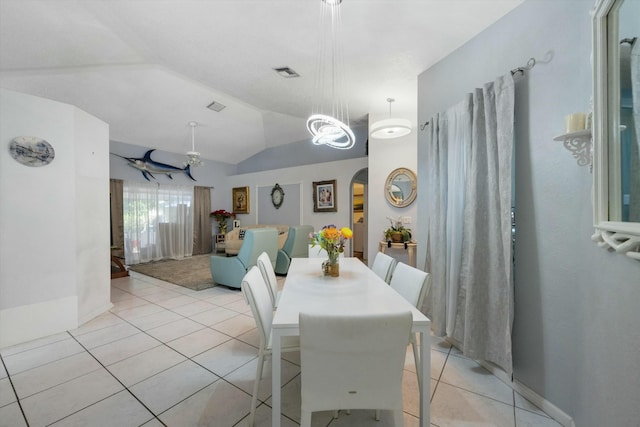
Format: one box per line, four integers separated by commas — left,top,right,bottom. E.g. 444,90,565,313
378,241,417,267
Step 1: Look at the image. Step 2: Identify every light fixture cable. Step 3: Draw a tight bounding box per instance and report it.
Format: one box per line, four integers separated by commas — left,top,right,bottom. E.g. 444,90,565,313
185,121,202,167
306,0,355,150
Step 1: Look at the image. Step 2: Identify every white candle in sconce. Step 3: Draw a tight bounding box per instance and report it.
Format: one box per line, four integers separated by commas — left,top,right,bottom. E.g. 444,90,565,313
564,112,586,133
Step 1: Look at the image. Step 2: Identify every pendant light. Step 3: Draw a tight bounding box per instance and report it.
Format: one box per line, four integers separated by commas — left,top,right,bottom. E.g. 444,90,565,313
185,121,202,167
306,0,355,150
370,98,412,139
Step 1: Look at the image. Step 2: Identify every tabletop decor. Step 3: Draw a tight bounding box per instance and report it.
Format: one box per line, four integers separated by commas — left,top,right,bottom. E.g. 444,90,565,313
309,224,352,277
384,216,412,243
210,209,236,234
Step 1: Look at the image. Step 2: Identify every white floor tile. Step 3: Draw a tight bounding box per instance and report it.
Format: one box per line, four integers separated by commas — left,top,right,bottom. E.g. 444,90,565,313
0,332,69,357
0,377,16,407
20,369,123,427
223,299,253,314
158,380,252,427
129,360,219,414
140,289,184,304
2,337,85,375
48,390,154,427
0,361,6,379
192,339,257,377
154,294,199,309
89,332,161,366
210,313,256,337
166,327,231,358
440,353,514,405
0,402,27,427
430,381,515,427
72,322,140,350
125,310,183,331
234,402,300,427
224,356,301,402
145,318,205,343
109,296,149,312
188,306,239,326
107,345,186,387
169,299,217,317
515,406,563,426
11,352,102,399
112,303,166,321
69,312,126,336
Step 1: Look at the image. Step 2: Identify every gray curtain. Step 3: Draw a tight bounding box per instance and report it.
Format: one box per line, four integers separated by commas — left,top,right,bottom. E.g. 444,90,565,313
110,179,124,259
425,74,515,374
193,186,212,255
629,41,640,221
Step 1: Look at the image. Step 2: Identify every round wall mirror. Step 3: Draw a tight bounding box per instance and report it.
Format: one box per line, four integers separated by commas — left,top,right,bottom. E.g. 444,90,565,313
385,167,417,208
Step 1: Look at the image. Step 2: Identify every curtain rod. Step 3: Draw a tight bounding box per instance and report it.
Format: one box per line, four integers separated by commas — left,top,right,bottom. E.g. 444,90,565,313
419,57,537,131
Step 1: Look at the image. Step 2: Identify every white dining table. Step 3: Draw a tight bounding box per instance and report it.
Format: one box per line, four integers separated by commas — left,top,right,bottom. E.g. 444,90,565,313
271,257,431,427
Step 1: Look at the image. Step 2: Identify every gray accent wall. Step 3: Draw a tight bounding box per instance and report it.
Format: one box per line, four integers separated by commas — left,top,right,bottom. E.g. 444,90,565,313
417,1,640,425
236,124,369,174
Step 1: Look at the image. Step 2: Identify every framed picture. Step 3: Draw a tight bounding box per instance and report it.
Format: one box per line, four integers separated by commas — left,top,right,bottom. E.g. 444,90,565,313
313,180,337,212
233,186,250,214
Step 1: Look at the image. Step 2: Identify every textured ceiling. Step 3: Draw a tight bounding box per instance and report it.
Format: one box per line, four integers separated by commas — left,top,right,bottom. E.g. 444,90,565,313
0,0,523,164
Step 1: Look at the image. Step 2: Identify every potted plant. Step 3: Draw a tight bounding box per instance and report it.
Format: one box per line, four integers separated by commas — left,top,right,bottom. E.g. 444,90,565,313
384,216,411,243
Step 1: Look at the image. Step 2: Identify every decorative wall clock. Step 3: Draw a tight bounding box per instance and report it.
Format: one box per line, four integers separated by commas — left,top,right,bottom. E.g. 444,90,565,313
271,183,285,209
9,136,55,167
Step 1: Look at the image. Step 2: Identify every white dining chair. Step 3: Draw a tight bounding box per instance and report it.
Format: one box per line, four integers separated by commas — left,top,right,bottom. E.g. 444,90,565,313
371,251,397,283
256,251,280,309
298,311,413,427
241,266,299,427
389,262,431,390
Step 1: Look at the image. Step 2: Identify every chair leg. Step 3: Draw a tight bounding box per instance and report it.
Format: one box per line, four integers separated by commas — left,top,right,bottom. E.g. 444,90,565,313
411,334,421,391
300,410,312,427
375,409,380,421
248,352,265,427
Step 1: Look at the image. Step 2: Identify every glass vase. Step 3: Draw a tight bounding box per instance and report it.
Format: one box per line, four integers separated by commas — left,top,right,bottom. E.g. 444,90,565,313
322,252,340,277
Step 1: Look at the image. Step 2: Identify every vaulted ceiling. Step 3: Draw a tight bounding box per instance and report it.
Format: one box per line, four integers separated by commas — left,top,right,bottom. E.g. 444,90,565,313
0,0,523,164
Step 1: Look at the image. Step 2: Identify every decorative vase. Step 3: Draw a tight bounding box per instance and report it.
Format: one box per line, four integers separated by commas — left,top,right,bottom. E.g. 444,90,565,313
218,221,227,234
390,232,403,243
322,251,340,277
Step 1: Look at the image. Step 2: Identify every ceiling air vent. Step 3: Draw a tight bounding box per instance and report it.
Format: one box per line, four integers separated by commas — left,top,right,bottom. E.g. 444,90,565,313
273,67,300,78
207,100,226,112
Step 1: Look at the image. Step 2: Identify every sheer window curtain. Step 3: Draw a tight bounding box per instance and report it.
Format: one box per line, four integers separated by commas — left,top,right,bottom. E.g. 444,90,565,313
123,182,194,265
425,74,515,374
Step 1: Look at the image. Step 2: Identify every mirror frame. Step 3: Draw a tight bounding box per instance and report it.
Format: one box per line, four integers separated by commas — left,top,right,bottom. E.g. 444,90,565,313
384,167,417,208
592,0,640,260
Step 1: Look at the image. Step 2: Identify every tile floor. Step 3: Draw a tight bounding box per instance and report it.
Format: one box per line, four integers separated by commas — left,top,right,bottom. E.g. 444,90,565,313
0,272,562,427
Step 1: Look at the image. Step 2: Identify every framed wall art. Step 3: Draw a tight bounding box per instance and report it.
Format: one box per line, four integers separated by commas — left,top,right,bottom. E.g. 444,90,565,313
313,179,337,212
233,186,250,214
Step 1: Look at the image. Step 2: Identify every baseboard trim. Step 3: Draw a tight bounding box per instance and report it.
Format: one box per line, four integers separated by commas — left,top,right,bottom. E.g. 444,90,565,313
477,360,575,427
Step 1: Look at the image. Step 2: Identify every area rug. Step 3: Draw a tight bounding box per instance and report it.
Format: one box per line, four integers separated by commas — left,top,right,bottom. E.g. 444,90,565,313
128,254,215,291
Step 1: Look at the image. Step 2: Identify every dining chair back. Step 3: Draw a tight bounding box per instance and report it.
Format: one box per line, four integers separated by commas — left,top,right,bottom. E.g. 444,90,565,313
388,262,431,391
241,266,298,426
298,311,412,427
257,251,279,309
371,251,397,283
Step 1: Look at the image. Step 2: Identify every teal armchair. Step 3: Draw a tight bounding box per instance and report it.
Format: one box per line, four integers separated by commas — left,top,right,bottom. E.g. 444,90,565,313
210,228,278,289
275,225,314,275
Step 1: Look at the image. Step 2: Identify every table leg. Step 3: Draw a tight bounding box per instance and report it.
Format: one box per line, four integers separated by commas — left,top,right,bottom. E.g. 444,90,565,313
272,333,281,427
420,330,430,427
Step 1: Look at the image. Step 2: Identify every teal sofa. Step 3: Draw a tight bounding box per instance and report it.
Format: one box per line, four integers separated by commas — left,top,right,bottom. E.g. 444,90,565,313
210,228,278,289
275,225,314,275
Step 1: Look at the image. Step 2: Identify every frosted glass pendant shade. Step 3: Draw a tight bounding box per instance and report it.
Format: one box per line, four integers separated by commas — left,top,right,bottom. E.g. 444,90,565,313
370,118,412,139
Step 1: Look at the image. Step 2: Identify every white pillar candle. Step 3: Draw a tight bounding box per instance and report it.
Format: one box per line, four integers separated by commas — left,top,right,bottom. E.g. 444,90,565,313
565,112,586,133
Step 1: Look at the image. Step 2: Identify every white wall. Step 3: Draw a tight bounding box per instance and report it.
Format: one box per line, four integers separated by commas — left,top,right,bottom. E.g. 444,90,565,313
367,108,418,267
417,1,640,426
0,89,111,348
